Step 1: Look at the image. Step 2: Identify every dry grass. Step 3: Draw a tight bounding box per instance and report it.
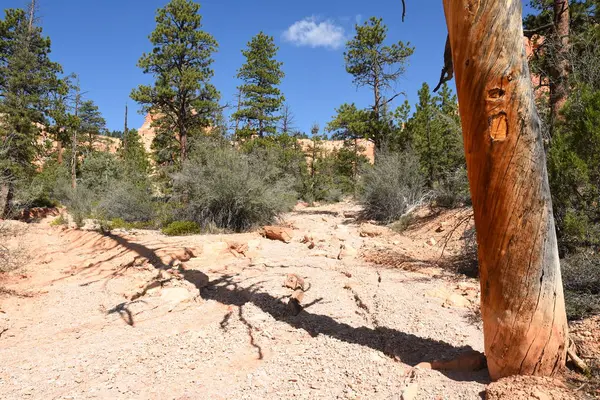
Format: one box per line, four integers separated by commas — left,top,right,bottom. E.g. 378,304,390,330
0,222,28,273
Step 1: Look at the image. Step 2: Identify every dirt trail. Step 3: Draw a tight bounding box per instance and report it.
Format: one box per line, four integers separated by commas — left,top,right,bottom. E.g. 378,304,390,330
0,202,583,399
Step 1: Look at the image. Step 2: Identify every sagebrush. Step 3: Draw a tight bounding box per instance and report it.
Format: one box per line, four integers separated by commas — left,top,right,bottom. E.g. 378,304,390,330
360,151,427,222
173,139,296,232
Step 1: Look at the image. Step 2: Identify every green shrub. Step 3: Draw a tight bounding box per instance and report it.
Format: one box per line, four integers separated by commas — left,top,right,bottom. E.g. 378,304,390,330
548,87,600,251
96,180,155,223
56,185,95,228
162,221,201,236
13,161,69,209
360,151,426,223
389,213,415,233
50,214,68,227
434,166,471,208
561,251,600,320
108,218,155,231
172,139,296,232
79,152,122,194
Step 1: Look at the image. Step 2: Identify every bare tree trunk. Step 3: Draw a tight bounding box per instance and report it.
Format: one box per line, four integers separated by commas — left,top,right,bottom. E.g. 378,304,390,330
123,103,128,151
71,89,80,190
550,0,570,128
27,0,36,32
234,89,243,139
442,0,568,380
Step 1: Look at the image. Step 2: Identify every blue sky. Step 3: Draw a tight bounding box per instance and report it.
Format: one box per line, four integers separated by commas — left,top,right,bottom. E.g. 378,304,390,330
3,0,534,135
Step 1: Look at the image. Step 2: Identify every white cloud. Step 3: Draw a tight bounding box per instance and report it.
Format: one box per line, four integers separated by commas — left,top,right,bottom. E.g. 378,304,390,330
282,17,346,50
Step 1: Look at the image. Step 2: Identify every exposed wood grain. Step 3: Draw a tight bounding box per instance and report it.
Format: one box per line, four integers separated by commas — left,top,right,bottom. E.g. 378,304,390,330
441,0,568,380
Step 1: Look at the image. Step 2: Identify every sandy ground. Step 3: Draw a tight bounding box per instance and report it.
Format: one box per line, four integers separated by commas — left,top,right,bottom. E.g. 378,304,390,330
0,201,594,399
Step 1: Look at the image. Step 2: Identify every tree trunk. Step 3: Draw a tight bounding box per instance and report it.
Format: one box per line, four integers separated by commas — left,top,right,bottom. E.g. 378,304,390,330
550,0,570,128
57,140,63,165
442,0,568,380
71,129,77,189
72,92,80,190
0,171,12,219
123,103,128,151
180,129,187,164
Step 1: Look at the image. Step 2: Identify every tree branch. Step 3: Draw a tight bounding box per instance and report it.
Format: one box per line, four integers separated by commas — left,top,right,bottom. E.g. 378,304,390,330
523,22,554,37
381,92,406,107
401,0,406,22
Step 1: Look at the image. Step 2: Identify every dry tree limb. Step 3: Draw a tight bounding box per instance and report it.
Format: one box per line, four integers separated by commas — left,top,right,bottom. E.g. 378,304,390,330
567,339,591,375
401,0,406,22
438,212,474,258
434,35,454,92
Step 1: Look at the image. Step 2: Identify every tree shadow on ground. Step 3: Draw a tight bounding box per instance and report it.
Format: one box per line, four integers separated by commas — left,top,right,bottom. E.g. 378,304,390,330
104,232,490,385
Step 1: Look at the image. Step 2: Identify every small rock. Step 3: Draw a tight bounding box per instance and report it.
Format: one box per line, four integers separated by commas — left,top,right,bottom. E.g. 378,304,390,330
426,238,437,246
338,244,358,260
415,362,432,370
401,383,419,400
359,224,386,238
532,391,551,400
262,226,293,243
443,293,471,308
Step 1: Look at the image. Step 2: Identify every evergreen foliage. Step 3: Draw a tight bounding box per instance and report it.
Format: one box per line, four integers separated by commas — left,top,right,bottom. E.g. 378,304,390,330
0,7,61,216
79,100,106,154
232,32,285,139
406,82,466,205
344,17,414,149
548,87,600,251
131,0,220,167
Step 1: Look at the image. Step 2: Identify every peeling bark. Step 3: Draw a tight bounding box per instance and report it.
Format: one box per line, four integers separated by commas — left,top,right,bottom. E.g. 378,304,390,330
441,0,568,380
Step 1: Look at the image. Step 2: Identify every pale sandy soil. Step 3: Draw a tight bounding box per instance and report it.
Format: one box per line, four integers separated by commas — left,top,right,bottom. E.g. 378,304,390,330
0,201,593,399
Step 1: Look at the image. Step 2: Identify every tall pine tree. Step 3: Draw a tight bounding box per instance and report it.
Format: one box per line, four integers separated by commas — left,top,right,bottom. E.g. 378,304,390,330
233,32,285,138
408,82,464,190
0,6,61,216
79,99,106,154
344,17,413,150
118,128,150,186
409,83,443,187
131,0,220,167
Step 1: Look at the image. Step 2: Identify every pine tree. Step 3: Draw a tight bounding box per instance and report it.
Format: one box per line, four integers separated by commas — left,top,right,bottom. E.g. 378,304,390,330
233,32,285,138
118,128,150,186
79,99,106,154
409,83,443,187
46,75,72,165
390,99,412,151
326,103,369,141
435,83,464,179
0,6,61,216
408,82,464,189
131,0,220,167
344,17,413,150
326,103,370,181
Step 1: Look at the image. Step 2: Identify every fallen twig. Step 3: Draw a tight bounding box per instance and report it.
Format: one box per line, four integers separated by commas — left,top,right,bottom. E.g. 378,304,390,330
567,346,591,375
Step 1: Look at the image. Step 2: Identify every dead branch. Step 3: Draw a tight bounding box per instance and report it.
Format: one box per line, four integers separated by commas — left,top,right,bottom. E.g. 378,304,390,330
567,339,591,375
439,212,474,259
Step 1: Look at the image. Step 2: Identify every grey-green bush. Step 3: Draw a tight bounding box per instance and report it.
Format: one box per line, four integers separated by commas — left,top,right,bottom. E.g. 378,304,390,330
434,166,471,208
97,180,155,223
172,140,296,232
561,251,600,320
360,151,426,222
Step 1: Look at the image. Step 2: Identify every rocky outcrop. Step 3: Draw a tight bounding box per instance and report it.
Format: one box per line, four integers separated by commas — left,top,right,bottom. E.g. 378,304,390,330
138,114,376,164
